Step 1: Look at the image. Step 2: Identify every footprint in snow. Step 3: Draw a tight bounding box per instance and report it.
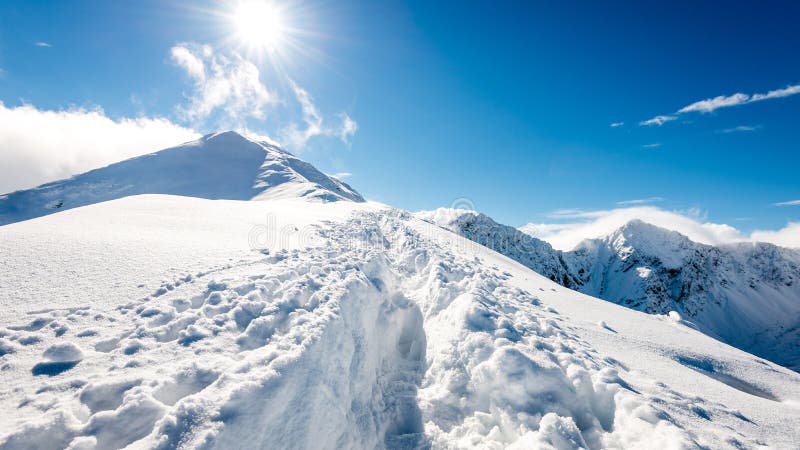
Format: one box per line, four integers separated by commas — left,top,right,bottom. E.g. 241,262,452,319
32,342,84,376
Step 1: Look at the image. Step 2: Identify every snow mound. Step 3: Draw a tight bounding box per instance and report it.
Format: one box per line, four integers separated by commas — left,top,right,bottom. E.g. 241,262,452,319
0,131,363,225
1,200,798,449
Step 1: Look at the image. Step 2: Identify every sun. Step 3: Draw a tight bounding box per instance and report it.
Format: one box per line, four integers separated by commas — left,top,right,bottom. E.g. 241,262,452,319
232,1,286,51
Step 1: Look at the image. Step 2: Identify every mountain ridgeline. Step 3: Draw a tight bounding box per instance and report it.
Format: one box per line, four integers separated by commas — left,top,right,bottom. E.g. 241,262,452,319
419,209,800,371
0,131,363,226
3,132,798,372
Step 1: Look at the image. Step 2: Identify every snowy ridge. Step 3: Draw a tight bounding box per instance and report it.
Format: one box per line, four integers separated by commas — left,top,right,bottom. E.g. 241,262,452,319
421,210,800,371
567,220,800,370
416,209,580,287
0,131,363,226
0,198,798,449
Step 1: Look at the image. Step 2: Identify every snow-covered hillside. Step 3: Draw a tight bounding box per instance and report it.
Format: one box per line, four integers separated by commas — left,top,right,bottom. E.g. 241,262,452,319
0,131,363,226
1,140,799,449
1,196,799,449
419,209,800,372
416,209,580,288
566,220,800,371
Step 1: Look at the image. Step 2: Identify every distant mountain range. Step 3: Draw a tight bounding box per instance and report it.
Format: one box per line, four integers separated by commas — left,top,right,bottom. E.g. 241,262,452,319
419,208,800,370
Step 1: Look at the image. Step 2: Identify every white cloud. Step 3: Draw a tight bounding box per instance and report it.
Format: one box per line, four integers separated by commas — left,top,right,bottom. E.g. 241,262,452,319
642,143,661,149
282,79,358,151
750,84,800,102
639,115,676,126
616,197,664,206
716,125,761,134
0,102,199,193
520,205,800,250
35,42,52,48
338,113,358,143
678,93,749,114
170,43,277,126
545,208,610,220
750,223,800,248
610,122,624,128
171,45,206,81
680,206,705,220
641,82,800,126
285,79,322,147
519,222,583,239
169,43,356,151
774,200,800,207
679,84,800,114
331,172,352,179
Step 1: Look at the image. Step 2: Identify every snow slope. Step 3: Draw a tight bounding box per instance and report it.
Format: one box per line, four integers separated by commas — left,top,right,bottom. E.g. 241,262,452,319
1,197,799,449
566,220,800,371
419,209,800,372
0,131,363,226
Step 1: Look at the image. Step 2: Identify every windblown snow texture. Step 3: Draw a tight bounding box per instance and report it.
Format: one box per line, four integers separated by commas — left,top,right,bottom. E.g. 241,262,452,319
1,198,798,449
419,209,800,371
0,131,363,226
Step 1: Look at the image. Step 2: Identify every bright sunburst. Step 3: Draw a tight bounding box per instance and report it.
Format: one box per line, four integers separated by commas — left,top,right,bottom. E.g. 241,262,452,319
231,1,287,51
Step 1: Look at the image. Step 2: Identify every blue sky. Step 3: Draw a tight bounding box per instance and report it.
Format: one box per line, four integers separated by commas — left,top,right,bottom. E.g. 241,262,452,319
0,0,798,244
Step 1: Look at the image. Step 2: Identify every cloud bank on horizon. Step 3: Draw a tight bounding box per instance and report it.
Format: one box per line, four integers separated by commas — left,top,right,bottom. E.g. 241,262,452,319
0,102,198,193
520,205,800,250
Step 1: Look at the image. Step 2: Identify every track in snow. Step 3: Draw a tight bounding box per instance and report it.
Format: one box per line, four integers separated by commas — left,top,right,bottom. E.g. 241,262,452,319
0,210,788,449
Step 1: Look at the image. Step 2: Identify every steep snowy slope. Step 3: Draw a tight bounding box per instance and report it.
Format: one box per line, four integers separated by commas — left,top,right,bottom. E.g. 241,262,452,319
566,220,800,370
420,210,800,371
416,209,580,287
0,131,363,225
1,197,799,449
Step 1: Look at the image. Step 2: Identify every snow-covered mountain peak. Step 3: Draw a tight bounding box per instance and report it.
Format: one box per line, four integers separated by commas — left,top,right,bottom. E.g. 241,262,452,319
199,129,275,149
427,208,800,370
602,219,686,246
0,131,364,225
586,219,695,267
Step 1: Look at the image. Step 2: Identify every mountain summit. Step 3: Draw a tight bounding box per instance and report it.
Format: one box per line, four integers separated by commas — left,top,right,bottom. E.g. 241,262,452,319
0,131,364,225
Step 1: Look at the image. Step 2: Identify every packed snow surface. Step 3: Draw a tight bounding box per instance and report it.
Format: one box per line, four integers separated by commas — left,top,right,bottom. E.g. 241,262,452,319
419,209,800,371
0,131,363,226
1,196,799,449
